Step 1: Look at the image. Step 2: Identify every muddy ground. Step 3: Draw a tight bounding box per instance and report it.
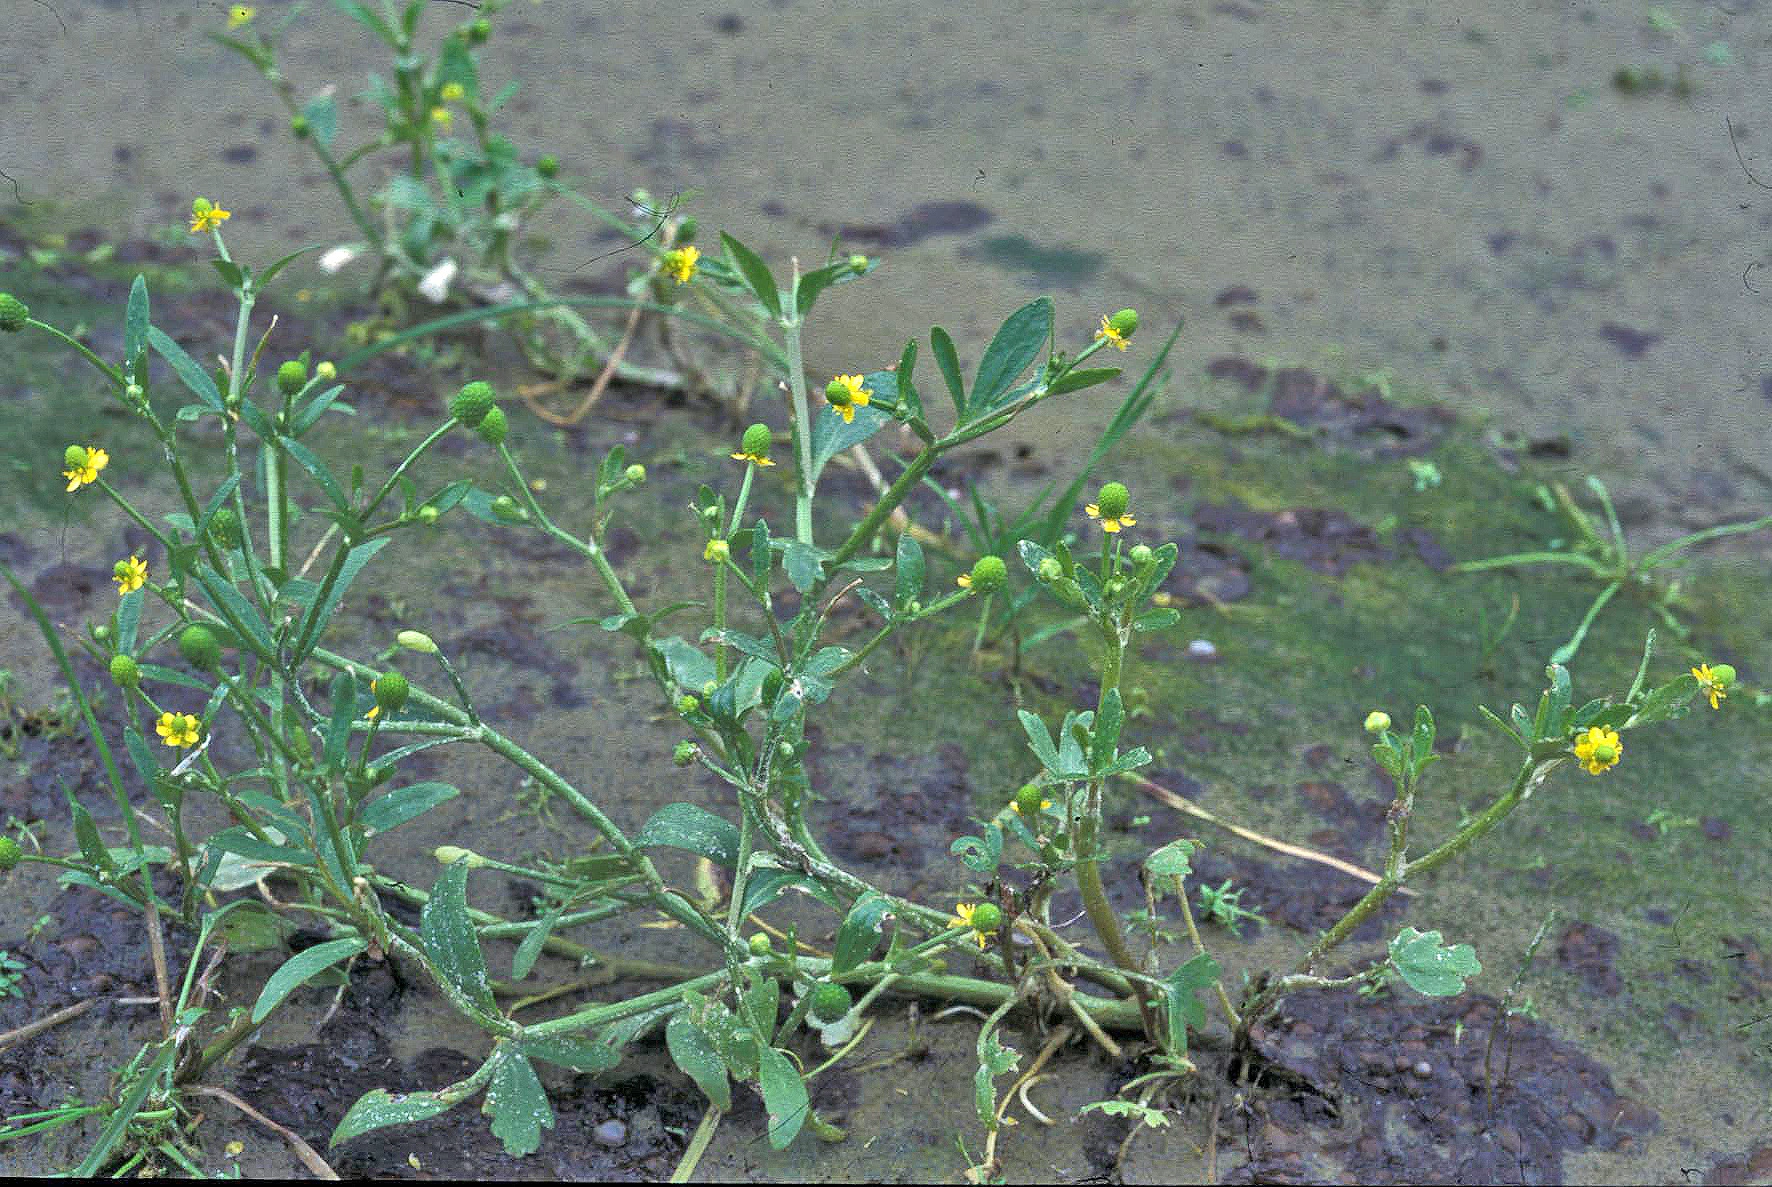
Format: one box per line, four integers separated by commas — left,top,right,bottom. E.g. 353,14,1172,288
0,224,1769,1183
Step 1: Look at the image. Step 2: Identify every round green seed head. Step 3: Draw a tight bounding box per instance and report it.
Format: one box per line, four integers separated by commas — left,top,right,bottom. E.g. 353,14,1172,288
1014,783,1045,818
290,114,311,138
969,902,1002,934
824,378,852,407
673,740,696,767
748,933,773,957
373,671,410,713
1364,710,1392,734
809,983,853,1024
109,654,141,689
0,293,29,332
276,359,308,396
741,422,772,458
624,463,646,485
178,624,222,670
536,154,558,178
1712,664,1737,688
208,507,242,549
93,624,112,642
1038,557,1064,583
0,835,21,872
1095,482,1131,520
450,380,497,427
63,445,88,470
848,253,869,273
1107,308,1139,338
1129,543,1154,567
467,17,491,43
676,694,700,716
968,555,1007,594
475,404,507,445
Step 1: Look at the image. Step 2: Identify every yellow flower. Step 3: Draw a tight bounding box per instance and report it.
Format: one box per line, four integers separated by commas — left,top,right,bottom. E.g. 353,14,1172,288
1095,314,1129,351
956,573,972,589
1084,480,1135,533
950,901,1000,949
227,5,255,30
189,199,230,235
62,445,109,492
950,903,983,948
731,449,775,467
430,105,453,132
662,245,701,285
1691,663,1731,710
1572,725,1622,775
439,82,466,103
113,556,147,596
825,374,872,424
156,711,202,749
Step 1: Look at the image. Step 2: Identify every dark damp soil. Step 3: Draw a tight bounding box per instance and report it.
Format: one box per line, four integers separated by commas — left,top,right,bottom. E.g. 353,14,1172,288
2,226,1770,1181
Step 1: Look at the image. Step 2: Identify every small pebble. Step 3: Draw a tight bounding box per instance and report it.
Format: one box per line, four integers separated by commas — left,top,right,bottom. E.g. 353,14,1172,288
1186,638,1217,659
592,1119,628,1147
1411,1060,1433,1080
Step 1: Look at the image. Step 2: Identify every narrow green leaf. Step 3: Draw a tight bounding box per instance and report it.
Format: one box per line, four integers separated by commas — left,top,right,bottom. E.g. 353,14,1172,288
1017,709,1061,774
290,384,350,436
930,325,966,419
193,564,275,660
484,1051,553,1157
894,533,925,609
1626,673,1698,727
360,781,461,837
423,859,496,1013
147,326,224,412
1089,687,1124,774
667,1015,732,1111
69,799,115,874
635,803,740,868
260,243,322,290
517,1034,621,1074
282,437,350,513
124,275,149,364
896,338,923,421
833,891,893,975
331,1087,455,1148
253,936,368,1023
323,671,358,774
116,588,144,653
511,903,563,981
720,232,781,317
1046,366,1121,397
969,298,1052,416
293,537,390,661
75,1046,175,1175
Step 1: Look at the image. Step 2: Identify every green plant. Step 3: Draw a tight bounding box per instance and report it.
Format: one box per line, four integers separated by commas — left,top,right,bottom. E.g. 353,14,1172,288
1194,878,1267,937
0,951,26,998
1453,475,1772,664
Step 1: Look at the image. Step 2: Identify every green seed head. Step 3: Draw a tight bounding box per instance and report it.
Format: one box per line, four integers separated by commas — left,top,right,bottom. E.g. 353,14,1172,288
0,835,21,872
673,740,696,767
848,253,869,273
467,17,491,43
0,293,30,332
276,359,308,396
676,694,700,716
396,629,438,655
63,445,88,470
93,624,112,642
290,114,311,138
824,378,853,407
1014,783,1045,819
748,933,773,958
741,422,772,459
535,154,558,179
1711,663,1737,689
1107,308,1139,339
624,463,646,485
208,507,242,549
1364,710,1392,734
475,404,507,445
450,380,496,427
969,902,1002,934
1095,482,1131,520
809,983,853,1024
968,555,1007,594
373,671,410,714
109,654,141,689
178,624,222,670
1129,543,1153,568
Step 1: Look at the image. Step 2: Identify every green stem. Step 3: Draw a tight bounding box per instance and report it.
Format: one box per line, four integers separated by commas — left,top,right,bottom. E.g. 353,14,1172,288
781,319,815,544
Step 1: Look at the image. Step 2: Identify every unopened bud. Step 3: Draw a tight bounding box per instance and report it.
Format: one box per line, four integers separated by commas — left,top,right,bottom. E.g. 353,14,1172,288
396,629,438,654
277,360,308,396
450,380,496,427
475,404,507,445
624,463,646,485
178,624,222,670
109,654,141,689
1364,711,1392,734
673,740,696,766
433,845,487,868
